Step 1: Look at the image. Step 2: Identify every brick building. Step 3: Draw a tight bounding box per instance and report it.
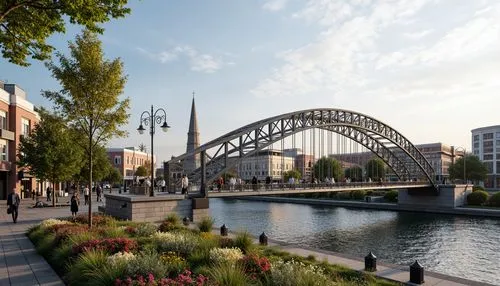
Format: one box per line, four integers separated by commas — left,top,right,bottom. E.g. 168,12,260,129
106,147,155,186
0,82,39,199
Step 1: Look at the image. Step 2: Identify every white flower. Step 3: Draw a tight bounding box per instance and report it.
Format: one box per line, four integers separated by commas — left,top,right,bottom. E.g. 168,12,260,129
209,247,244,264
40,219,71,229
107,252,136,265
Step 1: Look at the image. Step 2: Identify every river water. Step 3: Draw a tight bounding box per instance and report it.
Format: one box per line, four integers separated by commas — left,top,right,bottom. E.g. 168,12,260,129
209,198,500,285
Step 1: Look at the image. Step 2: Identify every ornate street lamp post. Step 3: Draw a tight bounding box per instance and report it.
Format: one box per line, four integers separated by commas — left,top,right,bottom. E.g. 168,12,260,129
137,105,170,196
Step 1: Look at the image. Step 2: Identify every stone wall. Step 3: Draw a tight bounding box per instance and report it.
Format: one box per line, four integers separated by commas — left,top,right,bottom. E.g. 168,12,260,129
104,194,194,222
398,184,471,211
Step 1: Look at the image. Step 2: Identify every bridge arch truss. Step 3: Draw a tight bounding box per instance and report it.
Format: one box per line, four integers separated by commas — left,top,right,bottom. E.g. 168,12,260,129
167,109,436,194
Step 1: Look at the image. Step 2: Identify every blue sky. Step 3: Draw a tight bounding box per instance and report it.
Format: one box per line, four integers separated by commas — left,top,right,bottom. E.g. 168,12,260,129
1,0,499,161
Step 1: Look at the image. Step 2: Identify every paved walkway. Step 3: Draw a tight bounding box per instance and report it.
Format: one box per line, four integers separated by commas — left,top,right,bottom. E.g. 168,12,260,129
0,197,103,286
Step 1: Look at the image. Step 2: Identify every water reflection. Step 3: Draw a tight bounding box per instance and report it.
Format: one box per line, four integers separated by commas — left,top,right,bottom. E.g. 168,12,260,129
209,199,500,285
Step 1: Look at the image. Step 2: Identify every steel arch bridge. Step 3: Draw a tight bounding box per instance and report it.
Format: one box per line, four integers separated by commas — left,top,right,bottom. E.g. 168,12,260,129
165,108,436,196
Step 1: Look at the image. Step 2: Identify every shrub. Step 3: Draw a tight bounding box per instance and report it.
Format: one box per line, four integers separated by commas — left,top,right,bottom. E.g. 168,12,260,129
239,254,271,280
116,270,208,286
152,231,199,256
124,250,170,279
72,238,138,256
336,192,351,200
96,226,128,238
350,190,366,200
473,185,485,192
218,237,235,248
384,190,398,202
208,263,249,286
107,251,136,266
28,226,47,245
66,250,108,286
134,223,157,237
51,243,73,271
159,251,188,276
467,191,489,206
72,214,115,226
270,259,333,286
40,218,71,230
488,192,500,207
365,190,373,196
165,213,181,225
234,231,254,254
197,217,215,232
53,225,89,245
210,247,244,265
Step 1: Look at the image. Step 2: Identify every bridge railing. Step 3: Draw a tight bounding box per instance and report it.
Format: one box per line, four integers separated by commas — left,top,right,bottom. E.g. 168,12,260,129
166,180,429,195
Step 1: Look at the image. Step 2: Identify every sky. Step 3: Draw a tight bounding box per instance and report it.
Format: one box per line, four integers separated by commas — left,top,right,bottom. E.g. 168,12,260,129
1,0,499,162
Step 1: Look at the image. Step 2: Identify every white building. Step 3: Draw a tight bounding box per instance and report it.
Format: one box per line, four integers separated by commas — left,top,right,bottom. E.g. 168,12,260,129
237,149,295,182
471,125,500,189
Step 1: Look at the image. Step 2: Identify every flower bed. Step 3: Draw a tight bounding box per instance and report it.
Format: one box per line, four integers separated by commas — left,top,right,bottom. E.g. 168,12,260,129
27,214,397,286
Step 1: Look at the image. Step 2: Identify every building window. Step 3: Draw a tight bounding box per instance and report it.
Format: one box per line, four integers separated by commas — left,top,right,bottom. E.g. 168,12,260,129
474,135,479,141
114,156,121,165
484,141,493,147
484,148,494,153
483,133,493,140
0,111,7,129
496,133,500,138
485,162,493,173
473,142,479,148
21,118,30,136
484,154,493,160
0,139,7,161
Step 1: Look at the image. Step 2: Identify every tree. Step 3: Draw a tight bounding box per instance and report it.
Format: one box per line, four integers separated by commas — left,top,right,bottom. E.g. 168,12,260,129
449,155,487,183
73,145,113,183
18,108,82,207
44,30,130,227
344,166,363,182
284,169,302,181
143,159,152,177
135,166,147,177
0,0,130,66
313,157,343,182
365,158,386,181
105,167,123,184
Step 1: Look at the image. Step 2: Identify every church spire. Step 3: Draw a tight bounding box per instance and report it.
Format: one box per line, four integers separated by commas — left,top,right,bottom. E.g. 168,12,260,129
184,93,200,174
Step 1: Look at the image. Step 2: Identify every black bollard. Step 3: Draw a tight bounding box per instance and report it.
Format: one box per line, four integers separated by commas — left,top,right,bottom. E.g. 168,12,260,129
364,252,377,272
410,260,424,284
182,216,190,226
259,232,268,245
220,224,228,236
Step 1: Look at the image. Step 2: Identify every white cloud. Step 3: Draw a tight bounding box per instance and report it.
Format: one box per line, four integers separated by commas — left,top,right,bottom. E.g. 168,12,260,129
262,0,288,11
251,0,500,107
136,45,227,73
403,29,433,40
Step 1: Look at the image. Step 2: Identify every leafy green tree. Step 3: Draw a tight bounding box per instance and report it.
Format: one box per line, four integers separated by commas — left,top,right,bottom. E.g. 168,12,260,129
18,108,82,207
365,158,386,181
344,166,363,182
43,30,130,227
135,166,147,177
449,155,487,183
313,157,343,182
284,169,302,181
0,0,131,66
105,167,123,184
74,145,113,183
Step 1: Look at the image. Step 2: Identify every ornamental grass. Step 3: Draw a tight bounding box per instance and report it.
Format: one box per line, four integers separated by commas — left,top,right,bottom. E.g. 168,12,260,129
29,216,398,286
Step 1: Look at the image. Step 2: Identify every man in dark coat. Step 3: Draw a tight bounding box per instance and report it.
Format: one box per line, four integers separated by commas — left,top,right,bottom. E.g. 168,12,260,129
7,188,20,223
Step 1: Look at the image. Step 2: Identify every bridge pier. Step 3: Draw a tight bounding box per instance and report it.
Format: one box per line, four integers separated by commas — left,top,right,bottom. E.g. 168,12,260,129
103,194,210,223
398,184,471,211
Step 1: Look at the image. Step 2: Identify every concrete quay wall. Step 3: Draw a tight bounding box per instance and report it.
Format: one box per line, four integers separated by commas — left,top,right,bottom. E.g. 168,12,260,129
236,196,500,218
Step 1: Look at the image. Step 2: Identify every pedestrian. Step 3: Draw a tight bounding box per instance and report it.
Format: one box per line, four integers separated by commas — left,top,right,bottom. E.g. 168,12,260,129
7,188,20,223
181,174,189,196
70,193,79,220
31,189,36,200
161,179,166,192
252,176,258,191
96,185,102,202
46,186,51,202
83,185,89,205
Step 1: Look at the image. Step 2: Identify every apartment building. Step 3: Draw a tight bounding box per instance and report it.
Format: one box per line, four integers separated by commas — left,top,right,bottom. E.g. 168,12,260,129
237,149,295,182
0,82,39,199
471,125,500,189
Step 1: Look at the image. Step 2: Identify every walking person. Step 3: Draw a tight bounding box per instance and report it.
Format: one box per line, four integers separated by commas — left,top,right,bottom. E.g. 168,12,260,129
7,188,20,223
181,174,189,197
96,185,102,202
46,186,51,202
83,185,89,205
70,192,79,220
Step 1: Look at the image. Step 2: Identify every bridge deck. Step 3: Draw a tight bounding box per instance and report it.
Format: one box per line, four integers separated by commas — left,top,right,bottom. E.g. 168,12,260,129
184,182,433,198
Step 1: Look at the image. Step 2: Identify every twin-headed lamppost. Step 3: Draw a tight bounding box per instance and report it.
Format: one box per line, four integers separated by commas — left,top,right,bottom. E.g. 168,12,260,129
137,105,170,196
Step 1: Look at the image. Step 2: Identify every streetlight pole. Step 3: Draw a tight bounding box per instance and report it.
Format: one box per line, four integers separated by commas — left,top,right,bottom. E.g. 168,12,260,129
137,105,170,196
454,147,466,184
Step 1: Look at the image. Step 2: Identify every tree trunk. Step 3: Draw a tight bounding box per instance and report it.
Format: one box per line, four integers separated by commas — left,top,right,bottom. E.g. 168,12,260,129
88,119,93,228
